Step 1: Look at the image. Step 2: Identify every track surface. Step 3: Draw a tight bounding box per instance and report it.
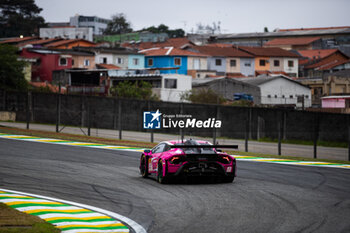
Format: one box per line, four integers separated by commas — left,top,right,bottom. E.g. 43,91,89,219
1,138,350,233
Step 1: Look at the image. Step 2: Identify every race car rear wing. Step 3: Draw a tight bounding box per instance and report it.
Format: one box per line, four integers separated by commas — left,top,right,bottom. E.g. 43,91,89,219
170,145,238,149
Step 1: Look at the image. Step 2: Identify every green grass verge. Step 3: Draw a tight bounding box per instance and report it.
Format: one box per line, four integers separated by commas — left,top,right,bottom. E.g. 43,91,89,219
1,126,349,164
0,203,60,233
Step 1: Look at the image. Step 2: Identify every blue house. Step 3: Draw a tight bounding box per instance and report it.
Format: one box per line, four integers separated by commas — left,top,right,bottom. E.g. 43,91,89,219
140,47,207,75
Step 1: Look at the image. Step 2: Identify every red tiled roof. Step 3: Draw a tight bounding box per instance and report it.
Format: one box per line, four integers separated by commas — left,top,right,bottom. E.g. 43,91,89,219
226,73,246,78
238,46,300,57
264,37,321,46
0,36,38,44
298,49,338,59
45,39,96,48
278,26,350,32
192,46,253,57
17,38,63,47
140,47,206,57
96,64,121,69
308,59,350,70
206,43,233,48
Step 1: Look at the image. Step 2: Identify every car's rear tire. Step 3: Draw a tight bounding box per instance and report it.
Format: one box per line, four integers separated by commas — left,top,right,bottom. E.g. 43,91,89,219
222,176,234,183
157,161,167,184
140,155,148,178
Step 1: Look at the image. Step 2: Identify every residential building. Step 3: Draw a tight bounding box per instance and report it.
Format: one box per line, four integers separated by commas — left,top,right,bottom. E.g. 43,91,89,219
238,47,300,77
297,77,324,107
264,37,322,50
141,47,207,75
188,45,255,77
237,76,311,107
20,48,73,82
211,26,350,50
298,49,349,77
40,27,93,41
69,15,110,35
78,47,144,69
45,39,96,49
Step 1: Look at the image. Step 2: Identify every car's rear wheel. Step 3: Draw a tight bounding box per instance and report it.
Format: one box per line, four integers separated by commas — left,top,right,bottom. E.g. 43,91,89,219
140,155,148,178
222,176,234,183
157,161,167,184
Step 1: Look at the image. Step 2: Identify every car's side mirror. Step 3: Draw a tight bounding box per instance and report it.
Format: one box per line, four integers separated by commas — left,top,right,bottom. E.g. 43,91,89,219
144,149,151,154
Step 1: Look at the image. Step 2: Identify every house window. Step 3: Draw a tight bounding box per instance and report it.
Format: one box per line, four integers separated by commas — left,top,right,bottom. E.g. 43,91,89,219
59,57,67,66
72,59,75,66
117,57,123,64
215,59,222,66
267,95,271,98
100,57,107,64
274,60,280,66
274,95,278,98
84,59,90,66
290,95,293,98
133,58,139,66
148,58,154,66
165,79,177,89
244,63,251,67
259,59,266,66
174,57,181,66
288,60,294,67
282,95,285,98
230,59,236,67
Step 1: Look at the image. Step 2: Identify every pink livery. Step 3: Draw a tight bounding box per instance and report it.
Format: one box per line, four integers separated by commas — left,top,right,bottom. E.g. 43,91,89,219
139,139,237,184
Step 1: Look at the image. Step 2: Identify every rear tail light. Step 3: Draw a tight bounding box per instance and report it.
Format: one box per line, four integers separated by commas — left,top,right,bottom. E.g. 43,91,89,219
219,155,231,164
169,156,183,165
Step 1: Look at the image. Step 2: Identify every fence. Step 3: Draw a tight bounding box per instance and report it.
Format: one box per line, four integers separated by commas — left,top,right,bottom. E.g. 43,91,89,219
1,89,350,160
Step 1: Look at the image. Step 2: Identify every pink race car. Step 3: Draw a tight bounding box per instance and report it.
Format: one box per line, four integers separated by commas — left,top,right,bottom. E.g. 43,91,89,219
139,139,237,184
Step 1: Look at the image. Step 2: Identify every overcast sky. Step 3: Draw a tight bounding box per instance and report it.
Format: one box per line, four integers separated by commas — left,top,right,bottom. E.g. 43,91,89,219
35,0,350,34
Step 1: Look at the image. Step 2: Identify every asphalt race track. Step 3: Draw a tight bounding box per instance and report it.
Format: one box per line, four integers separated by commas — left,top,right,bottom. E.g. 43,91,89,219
1,138,350,233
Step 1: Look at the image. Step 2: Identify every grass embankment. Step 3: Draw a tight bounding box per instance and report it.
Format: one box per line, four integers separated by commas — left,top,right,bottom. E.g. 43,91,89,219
0,125,349,164
0,203,60,233
258,137,347,148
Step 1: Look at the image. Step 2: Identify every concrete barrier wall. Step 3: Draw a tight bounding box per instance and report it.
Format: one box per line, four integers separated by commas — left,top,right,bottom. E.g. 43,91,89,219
1,89,349,143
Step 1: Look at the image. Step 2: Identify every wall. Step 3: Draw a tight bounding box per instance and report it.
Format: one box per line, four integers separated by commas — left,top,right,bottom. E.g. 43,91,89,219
255,57,270,71
40,27,93,42
260,78,312,107
112,54,129,69
1,89,349,143
72,55,95,69
322,98,346,108
283,58,298,77
226,58,240,73
269,57,284,72
128,54,145,69
95,53,114,65
160,74,192,102
240,58,255,76
145,56,188,75
208,57,226,73
187,57,207,70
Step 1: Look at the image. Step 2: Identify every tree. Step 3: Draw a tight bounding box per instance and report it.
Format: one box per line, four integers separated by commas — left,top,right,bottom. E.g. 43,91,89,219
104,13,133,35
181,89,225,104
110,81,158,100
142,24,185,38
0,0,46,37
0,44,28,91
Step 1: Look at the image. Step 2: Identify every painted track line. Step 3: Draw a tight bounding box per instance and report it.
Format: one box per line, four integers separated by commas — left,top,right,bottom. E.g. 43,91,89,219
0,133,349,170
0,188,147,233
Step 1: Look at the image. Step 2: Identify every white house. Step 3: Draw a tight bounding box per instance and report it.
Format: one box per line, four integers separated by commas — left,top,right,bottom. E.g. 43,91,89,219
159,74,192,102
238,75,311,107
40,27,93,42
